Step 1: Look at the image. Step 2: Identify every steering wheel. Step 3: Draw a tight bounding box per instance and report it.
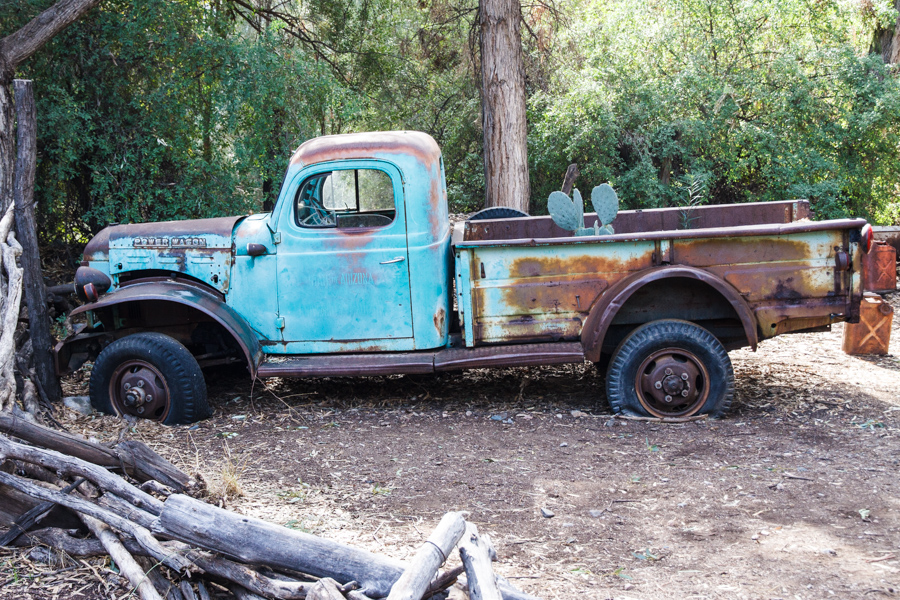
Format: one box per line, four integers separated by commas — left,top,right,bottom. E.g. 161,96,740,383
298,200,336,227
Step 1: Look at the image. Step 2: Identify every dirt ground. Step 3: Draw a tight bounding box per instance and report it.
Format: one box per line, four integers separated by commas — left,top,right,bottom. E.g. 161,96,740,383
3,294,900,600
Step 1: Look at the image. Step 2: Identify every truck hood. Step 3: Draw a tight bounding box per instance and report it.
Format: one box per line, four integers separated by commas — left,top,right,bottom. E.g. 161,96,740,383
84,216,245,262
83,216,246,294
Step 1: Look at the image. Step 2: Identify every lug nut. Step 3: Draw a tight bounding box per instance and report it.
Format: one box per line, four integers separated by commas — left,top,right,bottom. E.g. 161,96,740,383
681,373,689,380
137,407,144,414
146,395,152,402
654,381,662,389
138,381,144,387
665,368,673,375
124,383,131,390
681,390,689,397
664,395,672,402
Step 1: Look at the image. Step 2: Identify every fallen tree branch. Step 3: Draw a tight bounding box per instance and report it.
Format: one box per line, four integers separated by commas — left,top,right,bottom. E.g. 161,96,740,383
0,470,192,572
0,434,164,515
80,513,163,600
0,476,84,546
0,412,192,491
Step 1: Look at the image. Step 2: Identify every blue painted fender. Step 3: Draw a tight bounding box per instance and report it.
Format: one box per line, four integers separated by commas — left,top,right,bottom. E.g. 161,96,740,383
69,281,263,376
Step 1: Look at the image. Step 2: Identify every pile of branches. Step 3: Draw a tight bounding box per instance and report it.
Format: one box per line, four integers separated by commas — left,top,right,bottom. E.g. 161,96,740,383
0,413,539,600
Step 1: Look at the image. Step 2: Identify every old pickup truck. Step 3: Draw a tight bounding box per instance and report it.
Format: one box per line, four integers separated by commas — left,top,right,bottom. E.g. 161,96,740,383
56,131,872,424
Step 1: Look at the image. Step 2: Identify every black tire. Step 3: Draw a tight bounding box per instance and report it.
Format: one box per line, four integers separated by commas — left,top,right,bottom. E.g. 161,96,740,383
467,207,529,221
605,319,733,418
90,332,210,425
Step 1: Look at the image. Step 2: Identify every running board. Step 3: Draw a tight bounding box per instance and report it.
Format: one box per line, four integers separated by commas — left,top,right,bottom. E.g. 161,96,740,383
256,342,585,379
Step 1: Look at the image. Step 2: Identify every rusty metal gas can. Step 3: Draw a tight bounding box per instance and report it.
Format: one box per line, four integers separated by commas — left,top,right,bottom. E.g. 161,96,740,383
862,241,897,293
843,293,893,355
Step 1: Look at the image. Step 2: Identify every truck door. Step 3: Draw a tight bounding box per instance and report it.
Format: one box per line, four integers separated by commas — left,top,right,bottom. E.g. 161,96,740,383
275,161,414,346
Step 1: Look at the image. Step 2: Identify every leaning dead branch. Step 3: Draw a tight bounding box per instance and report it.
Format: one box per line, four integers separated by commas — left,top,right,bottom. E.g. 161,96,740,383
0,419,542,600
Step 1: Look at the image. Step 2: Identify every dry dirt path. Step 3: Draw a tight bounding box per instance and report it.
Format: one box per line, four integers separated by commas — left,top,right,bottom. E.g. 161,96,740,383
3,296,900,600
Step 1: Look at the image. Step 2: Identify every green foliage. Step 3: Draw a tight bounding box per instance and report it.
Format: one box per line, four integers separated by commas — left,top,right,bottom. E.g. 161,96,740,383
529,0,900,222
6,0,900,244
10,0,353,244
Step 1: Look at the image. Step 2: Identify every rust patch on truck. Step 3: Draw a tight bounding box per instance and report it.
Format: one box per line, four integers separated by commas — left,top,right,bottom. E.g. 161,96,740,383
434,307,446,336
290,131,441,168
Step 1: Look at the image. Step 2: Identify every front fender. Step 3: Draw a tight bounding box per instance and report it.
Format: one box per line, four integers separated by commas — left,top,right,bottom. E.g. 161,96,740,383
63,281,263,376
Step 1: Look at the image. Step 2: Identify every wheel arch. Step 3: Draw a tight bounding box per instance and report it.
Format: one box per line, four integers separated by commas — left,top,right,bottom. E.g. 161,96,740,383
60,281,263,377
581,266,758,362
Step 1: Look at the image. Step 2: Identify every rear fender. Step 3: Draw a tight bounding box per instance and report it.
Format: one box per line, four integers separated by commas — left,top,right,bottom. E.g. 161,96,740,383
60,281,263,376
580,265,758,362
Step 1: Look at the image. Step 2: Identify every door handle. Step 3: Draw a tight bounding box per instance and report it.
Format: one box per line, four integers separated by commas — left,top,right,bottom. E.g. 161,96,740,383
380,256,406,265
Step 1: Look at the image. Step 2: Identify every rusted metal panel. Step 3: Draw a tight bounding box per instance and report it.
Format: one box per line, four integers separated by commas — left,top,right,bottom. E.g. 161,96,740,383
70,281,263,375
457,218,868,248
258,353,435,377
255,341,585,377
433,342,584,371
229,214,281,341
862,242,896,293
463,200,812,242
463,241,654,344
579,266,759,362
459,219,862,354
843,293,893,355
102,216,243,294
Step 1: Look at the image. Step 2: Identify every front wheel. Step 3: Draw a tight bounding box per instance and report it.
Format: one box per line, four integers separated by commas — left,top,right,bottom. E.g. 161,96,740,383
90,332,210,425
605,320,734,418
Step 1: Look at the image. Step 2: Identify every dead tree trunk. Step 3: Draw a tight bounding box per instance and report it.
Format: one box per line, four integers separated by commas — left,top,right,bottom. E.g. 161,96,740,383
13,79,59,405
871,0,900,64
0,0,99,413
480,0,530,213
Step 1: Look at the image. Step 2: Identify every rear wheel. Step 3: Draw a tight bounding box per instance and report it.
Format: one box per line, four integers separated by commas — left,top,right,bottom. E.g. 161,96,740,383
90,333,210,425
606,320,733,418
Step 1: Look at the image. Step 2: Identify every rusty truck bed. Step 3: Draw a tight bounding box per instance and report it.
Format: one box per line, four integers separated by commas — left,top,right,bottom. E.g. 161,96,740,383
452,200,866,353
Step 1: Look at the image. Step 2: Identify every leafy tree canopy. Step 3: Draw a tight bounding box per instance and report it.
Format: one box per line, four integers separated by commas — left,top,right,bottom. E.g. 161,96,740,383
3,0,899,251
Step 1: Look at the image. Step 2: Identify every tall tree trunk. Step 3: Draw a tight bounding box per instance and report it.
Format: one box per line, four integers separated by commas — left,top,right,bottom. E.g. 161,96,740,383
871,0,900,64
0,0,100,415
0,85,13,214
14,80,60,405
480,0,530,213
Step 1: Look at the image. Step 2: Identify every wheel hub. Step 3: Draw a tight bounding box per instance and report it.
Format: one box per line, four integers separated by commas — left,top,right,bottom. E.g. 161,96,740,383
636,349,709,417
109,361,170,419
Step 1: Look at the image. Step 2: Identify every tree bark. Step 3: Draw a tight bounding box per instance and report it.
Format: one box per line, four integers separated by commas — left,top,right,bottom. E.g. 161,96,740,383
480,0,530,213
13,80,59,406
871,0,900,64
458,522,503,600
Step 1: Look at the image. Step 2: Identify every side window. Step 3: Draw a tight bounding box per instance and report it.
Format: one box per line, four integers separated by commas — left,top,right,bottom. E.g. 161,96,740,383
295,168,396,229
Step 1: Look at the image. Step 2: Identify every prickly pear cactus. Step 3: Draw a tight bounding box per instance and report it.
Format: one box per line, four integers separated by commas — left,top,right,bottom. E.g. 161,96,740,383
548,190,584,231
591,183,619,226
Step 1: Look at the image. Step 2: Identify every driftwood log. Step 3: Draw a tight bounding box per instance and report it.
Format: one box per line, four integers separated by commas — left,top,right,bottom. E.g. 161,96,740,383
0,419,542,600
0,411,193,491
154,493,405,598
386,512,466,600
459,523,502,600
